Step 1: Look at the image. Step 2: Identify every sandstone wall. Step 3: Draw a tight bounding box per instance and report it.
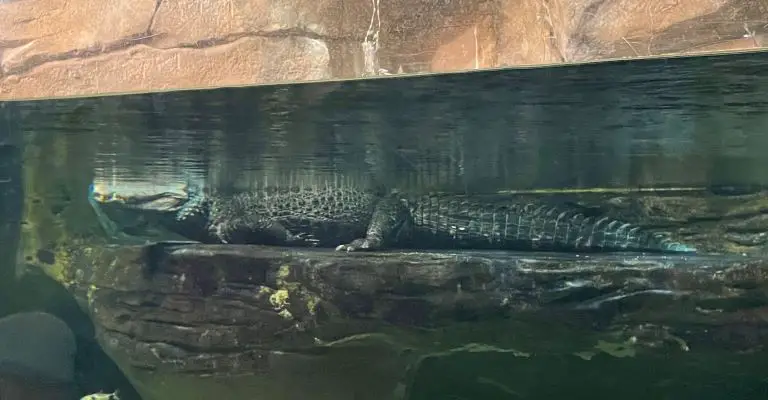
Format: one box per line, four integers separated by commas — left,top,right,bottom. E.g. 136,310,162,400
1,0,766,100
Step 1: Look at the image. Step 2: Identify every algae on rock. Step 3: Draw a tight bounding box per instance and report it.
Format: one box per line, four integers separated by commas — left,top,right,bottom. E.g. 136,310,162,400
19,103,128,282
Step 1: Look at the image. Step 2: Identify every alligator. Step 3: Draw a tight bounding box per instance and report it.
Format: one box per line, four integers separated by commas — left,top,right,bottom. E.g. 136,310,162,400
88,180,697,254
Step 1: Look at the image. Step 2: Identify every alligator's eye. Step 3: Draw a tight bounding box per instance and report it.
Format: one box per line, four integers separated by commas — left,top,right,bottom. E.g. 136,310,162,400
92,191,107,202
93,192,124,202
108,193,126,202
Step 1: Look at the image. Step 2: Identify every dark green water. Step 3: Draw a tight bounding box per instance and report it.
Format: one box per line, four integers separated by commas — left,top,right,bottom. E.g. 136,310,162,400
12,50,768,194
3,50,768,399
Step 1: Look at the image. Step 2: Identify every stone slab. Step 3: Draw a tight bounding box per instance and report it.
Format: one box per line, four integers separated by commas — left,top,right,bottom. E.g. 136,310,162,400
44,242,768,399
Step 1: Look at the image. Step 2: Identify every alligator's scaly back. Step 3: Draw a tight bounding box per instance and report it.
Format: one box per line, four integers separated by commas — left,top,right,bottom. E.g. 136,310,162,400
178,184,382,247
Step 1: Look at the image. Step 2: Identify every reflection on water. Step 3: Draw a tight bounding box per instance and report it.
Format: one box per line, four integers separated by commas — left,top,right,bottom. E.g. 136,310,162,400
9,51,768,194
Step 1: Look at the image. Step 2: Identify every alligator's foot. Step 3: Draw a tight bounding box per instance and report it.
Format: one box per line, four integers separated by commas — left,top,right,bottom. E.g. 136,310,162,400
286,232,321,247
335,238,377,252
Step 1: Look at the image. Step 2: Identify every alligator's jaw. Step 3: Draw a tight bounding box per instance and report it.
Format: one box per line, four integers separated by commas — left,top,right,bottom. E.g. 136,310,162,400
87,182,195,244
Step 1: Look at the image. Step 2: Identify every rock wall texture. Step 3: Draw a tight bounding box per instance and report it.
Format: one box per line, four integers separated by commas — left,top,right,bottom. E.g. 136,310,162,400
1,0,767,100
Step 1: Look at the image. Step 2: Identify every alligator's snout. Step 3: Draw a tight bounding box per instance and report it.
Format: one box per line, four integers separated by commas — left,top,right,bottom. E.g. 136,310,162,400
89,183,120,204
88,181,189,211
87,181,193,244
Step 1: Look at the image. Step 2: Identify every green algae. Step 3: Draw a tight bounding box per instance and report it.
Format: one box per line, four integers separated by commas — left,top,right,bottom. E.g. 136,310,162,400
20,128,103,285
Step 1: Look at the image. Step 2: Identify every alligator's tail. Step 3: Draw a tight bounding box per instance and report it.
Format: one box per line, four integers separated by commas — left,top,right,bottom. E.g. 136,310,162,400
576,216,697,254
645,233,697,253
402,196,697,254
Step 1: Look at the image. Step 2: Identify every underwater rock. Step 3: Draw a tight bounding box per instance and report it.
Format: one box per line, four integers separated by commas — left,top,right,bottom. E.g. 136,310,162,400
42,242,768,400
0,312,76,400
0,312,76,383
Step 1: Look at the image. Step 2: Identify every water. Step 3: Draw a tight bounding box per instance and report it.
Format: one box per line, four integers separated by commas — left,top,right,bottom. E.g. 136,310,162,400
12,51,768,194
3,51,768,399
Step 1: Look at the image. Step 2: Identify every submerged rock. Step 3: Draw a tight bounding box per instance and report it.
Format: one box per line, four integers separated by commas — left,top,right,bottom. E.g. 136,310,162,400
41,242,768,400
0,312,76,400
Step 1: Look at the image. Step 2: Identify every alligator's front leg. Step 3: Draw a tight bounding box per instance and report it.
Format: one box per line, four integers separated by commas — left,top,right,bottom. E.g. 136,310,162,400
336,193,412,252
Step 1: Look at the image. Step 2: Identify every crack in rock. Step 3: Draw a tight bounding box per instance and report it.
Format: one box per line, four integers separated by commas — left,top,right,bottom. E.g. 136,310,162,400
147,0,164,34
1,31,330,78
